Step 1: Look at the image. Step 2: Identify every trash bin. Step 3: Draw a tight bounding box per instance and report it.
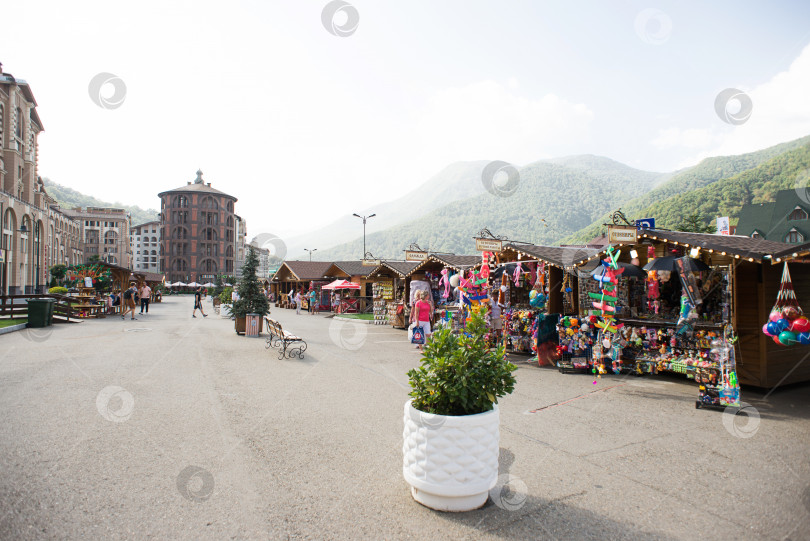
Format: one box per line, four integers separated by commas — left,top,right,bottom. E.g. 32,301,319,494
27,298,55,328
245,313,261,337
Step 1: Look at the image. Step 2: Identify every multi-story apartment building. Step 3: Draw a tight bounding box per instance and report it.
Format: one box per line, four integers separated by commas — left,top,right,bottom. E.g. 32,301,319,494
1,62,82,294
62,206,132,267
158,170,237,283
130,220,160,273
234,214,248,279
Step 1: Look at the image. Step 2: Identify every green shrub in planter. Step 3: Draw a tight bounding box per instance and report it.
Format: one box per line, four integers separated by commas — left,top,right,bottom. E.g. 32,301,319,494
48,286,69,295
407,307,517,416
219,287,233,305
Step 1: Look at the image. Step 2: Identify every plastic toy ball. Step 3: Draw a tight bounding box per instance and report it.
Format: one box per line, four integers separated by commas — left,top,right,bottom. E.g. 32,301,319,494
449,275,460,288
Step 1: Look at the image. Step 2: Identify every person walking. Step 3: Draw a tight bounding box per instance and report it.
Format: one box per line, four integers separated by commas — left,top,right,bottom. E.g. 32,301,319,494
294,290,302,315
308,288,318,315
139,283,152,314
410,290,433,350
121,282,138,320
193,286,208,318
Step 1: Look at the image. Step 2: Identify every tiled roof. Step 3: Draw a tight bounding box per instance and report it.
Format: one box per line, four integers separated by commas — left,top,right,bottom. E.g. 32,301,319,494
505,243,600,269
367,261,422,278
772,241,810,261
735,190,809,244
331,261,377,277
428,255,482,270
636,229,792,262
158,183,237,200
276,261,334,281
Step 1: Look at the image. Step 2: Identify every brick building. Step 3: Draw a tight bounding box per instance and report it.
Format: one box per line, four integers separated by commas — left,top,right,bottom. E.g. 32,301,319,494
158,170,237,283
1,62,82,294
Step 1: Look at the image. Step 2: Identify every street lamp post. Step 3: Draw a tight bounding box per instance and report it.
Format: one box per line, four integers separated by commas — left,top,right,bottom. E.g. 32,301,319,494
304,248,317,261
352,213,376,259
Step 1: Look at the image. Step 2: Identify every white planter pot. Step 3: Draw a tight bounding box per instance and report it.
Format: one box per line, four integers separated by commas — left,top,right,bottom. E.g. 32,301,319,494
402,400,499,512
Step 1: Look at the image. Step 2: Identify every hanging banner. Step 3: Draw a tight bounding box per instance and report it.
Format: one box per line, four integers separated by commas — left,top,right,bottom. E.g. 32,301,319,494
361,259,381,267
405,250,428,262
607,225,637,244
717,217,730,235
475,238,503,252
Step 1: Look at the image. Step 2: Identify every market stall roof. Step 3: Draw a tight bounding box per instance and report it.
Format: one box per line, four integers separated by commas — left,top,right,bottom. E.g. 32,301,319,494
503,243,600,270
406,254,482,277
139,272,165,284
637,229,792,264
570,229,794,266
772,241,810,262
272,261,334,281
367,261,422,279
329,261,378,278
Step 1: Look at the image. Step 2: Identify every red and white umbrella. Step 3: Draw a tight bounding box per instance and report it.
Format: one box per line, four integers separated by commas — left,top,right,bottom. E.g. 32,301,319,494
321,279,361,290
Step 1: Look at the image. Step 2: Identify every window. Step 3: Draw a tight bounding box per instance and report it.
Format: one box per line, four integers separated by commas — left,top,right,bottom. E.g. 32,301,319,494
788,207,808,221
786,229,805,243
15,107,22,139
751,231,762,239
0,104,3,148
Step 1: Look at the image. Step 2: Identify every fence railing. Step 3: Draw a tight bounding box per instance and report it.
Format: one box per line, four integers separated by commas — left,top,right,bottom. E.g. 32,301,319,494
0,294,77,322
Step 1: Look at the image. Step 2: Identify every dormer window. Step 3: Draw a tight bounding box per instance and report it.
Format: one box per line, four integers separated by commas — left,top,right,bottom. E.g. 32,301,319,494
788,206,808,221
751,231,762,239
786,228,804,243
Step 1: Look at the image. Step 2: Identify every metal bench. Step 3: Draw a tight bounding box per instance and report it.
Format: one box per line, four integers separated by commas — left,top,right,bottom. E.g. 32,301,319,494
264,317,307,359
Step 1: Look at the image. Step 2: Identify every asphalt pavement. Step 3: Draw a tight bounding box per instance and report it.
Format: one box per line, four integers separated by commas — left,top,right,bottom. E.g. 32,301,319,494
0,296,808,540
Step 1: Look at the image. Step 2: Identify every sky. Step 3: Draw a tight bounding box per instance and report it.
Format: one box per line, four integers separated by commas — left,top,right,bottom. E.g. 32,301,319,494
3,0,810,242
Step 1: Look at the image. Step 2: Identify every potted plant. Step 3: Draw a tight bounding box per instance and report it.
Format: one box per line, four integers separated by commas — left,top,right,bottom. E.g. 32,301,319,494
403,306,517,512
227,247,270,334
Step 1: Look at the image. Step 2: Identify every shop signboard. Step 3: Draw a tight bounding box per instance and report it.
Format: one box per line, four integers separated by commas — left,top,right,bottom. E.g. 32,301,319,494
475,238,503,252
361,259,381,266
635,218,655,230
405,250,428,262
607,225,637,244
717,217,730,235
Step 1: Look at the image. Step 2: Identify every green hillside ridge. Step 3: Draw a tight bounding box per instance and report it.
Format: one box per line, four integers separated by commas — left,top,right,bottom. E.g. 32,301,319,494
630,142,810,231
43,178,159,226
562,134,810,244
316,159,664,260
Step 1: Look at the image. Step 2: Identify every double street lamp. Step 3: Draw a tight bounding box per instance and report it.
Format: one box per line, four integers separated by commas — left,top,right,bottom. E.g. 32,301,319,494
352,213,376,259
304,248,317,261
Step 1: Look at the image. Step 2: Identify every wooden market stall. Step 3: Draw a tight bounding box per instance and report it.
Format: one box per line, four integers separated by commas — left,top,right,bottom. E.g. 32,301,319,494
573,228,807,389
323,261,378,313
366,261,421,327
494,244,599,359
270,261,334,309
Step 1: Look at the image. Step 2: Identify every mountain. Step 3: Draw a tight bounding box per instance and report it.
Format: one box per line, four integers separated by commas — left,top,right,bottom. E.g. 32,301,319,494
315,158,667,260
43,178,160,226
561,135,810,244
628,141,810,231
283,161,491,258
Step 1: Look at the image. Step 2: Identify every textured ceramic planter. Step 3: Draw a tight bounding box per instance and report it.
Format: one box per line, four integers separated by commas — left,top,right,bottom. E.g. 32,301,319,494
402,400,499,512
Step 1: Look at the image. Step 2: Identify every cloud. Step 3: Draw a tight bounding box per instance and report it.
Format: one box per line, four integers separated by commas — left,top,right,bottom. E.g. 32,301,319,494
653,42,810,165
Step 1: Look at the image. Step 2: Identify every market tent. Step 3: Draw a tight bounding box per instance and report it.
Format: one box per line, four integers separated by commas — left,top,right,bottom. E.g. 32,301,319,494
187,281,201,287
322,279,361,290
175,281,188,287
203,282,216,287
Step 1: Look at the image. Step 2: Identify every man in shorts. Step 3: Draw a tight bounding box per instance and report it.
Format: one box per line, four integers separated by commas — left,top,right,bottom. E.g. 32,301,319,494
139,283,152,314
121,282,138,320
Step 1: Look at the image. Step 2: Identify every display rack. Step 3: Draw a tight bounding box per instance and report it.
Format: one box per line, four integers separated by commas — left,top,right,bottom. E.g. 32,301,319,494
372,281,393,326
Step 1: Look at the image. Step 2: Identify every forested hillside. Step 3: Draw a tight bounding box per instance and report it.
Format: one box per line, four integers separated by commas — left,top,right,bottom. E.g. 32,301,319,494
43,178,159,226
562,135,810,244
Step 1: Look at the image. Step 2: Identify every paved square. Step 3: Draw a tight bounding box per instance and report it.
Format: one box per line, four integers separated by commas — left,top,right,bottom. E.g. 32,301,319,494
1,297,808,540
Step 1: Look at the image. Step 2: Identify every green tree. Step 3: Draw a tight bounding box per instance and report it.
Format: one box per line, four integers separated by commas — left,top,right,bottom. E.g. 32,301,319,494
676,212,716,233
228,247,269,318
49,264,68,284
